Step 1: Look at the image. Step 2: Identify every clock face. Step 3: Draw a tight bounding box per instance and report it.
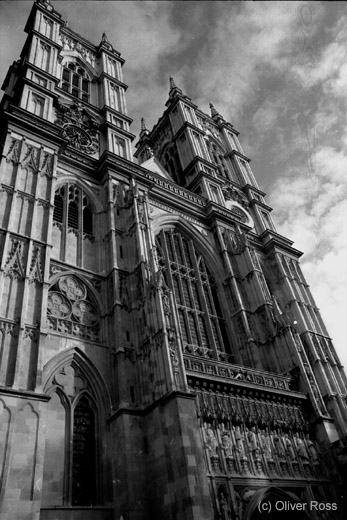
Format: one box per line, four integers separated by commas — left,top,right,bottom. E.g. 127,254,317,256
62,123,98,154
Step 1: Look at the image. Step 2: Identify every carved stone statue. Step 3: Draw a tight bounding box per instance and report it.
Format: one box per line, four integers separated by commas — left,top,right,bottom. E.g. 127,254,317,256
306,435,319,463
260,430,272,460
272,431,285,458
218,491,232,520
247,426,258,453
221,431,233,458
205,427,218,457
294,433,309,460
234,426,246,458
283,433,296,460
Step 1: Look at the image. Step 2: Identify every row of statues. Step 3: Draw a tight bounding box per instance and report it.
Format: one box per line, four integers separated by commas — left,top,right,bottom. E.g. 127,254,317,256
204,424,320,476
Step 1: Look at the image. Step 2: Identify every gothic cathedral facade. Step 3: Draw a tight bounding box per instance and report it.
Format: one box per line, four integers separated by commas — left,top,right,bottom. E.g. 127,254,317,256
0,1,346,519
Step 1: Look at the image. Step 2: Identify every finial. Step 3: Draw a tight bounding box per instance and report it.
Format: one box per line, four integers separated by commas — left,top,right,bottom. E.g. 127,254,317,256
102,32,109,44
40,0,53,11
210,103,218,117
169,77,177,90
139,116,150,139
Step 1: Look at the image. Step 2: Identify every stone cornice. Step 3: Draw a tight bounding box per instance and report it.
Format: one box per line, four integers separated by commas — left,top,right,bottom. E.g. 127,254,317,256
0,386,50,402
184,355,307,400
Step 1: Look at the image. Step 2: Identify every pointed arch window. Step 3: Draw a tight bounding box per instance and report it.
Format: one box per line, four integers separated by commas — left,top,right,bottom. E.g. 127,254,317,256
159,143,183,184
53,184,95,267
61,62,90,103
207,139,229,178
156,229,231,361
42,364,99,507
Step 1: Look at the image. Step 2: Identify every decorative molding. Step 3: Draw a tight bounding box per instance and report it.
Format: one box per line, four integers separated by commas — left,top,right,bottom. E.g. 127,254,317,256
40,151,54,178
4,238,26,280
145,173,206,206
185,355,293,393
21,143,40,173
6,137,21,164
0,319,19,336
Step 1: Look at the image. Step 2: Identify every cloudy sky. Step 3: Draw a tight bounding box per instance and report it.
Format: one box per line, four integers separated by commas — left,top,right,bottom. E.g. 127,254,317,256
1,1,346,369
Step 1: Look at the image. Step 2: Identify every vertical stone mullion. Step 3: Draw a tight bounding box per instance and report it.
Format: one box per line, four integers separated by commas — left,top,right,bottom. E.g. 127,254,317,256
6,138,26,233
190,241,217,357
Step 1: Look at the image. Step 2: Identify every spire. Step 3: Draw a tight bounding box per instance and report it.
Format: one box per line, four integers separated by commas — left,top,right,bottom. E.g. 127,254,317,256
100,31,113,51
140,117,150,139
209,102,226,123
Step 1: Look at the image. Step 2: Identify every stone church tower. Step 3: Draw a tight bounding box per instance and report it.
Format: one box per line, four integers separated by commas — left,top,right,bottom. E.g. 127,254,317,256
0,1,346,519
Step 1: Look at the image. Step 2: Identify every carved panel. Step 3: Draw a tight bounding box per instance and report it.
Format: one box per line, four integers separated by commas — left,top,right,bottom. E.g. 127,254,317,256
4,238,27,280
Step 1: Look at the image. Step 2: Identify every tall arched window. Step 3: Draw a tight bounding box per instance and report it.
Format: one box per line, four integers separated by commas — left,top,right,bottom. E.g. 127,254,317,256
156,229,230,361
52,184,95,268
61,62,90,103
42,364,98,506
159,143,183,184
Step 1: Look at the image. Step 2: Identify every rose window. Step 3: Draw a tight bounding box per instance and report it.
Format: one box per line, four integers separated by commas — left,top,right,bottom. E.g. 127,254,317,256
47,275,100,341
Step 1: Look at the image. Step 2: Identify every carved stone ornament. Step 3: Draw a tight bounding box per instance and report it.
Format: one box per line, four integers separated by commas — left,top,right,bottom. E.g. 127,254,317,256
53,363,88,398
224,228,247,255
4,239,26,280
47,275,100,341
55,100,99,155
6,137,21,164
222,185,248,207
59,35,96,68
28,245,44,285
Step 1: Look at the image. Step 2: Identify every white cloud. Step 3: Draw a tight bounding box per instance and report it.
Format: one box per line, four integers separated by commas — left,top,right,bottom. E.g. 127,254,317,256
270,141,347,369
190,1,315,119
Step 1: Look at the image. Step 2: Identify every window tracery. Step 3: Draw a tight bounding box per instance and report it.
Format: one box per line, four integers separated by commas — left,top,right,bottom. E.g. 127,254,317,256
53,184,94,267
156,229,229,360
47,275,100,342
